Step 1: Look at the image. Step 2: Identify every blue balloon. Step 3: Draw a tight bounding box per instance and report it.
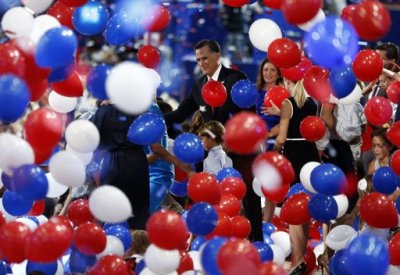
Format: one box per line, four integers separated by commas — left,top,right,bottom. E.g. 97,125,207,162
372,166,397,195
0,260,11,275
253,241,273,262
346,233,389,275
231,79,258,108
191,235,207,251
135,259,146,274
103,221,130,230
310,163,346,196
2,190,33,216
0,74,30,124
201,237,228,275
263,234,274,245
105,11,143,45
47,61,75,83
105,225,132,252
26,261,57,275
329,66,357,99
173,133,204,163
186,202,218,235
1,172,14,191
35,27,78,69
262,222,276,236
12,164,48,201
304,16,359,70
287,182,314,197
329,249,352,275
127,113,166,145
396,196,400,215
170,180,188,197
73,1,109,36
308,193,338,223
87,64,112,100
69,248,96,273
216,167,242,182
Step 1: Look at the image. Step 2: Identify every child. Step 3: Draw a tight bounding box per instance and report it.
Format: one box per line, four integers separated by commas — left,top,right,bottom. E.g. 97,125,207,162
198,121,232,175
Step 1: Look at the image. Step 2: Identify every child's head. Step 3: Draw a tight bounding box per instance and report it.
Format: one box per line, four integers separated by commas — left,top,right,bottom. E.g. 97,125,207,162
125,230,150,257
371,128,392,161
198,121,225,151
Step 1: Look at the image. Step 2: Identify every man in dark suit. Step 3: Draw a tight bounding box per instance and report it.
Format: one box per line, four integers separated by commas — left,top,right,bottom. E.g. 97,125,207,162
165,39,263,241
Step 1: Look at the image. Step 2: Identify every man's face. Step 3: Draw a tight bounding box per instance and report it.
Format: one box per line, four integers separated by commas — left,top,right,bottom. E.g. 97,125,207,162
195,45,221,77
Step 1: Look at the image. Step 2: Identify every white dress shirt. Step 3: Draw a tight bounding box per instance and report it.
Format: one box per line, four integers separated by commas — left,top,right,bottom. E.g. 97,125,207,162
203,145,233,175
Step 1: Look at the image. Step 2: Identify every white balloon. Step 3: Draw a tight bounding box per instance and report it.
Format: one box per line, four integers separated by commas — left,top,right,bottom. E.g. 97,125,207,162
313,242,325,260
89,185,132,223
300,162,320,193
49,151,86,187
249,19,282,52
22,0,54,14
358,178,367,191
140,267,178,275
252,178,264,197
36,215,49,224
97,235,125,258
271,231,291,258
0,133,34,175
188,251,202,272
144,244,180,275
11,260,27,274
1,7,34,38
144,68,162,91
16,217,38,231
333,194,349,218
326,224,356,251
0,199,17,222
106,61,154,114
55,260,64,275
65,120,100,153
298,9,326,31
253,161,282,192
29,14,61,44
49,91,78,114
0,168,4,189
337,84,363,105
270,244,285,265
45,172,69,198
66,144,93,166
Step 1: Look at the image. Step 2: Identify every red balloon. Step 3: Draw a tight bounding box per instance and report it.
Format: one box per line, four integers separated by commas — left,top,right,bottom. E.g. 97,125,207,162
0,42,25,78
259,262,287,275
352,50,383,82
217,239,260,273
391,150,400,176
262,183,290,203
26,219,73,262
230,215,251,239
73,222,107,255
175,166,188,182
360,192,398,229
224,112,268,154
50,215,74,233
281,56,313,81
281,0,321,24
0,212,5,228
222,0,248,7
386,81,400,104
262,0,283,9
206,211,232,239
253,151,295,186
364,96,392,126
387,121,400,147
268,38,301,68
188,172,221,205
67,198,94,226
280,193,311,225
26,79,49,102
32,145,56,164
202,80,227,107
352,1,391,41
0,221,31,263
223,256,259,275
137,45,161,69
28,200,45,216
220,177,247,200
88,255,128,275
389,232,400,265
340,4,357,24
308,223,321,240
51,70,83,97
304,246,317,274
47,1,75,29
58,0,88,7
272,215,288,232
177,251,194,274
263,86,290,108
215,193,241,217
146,210,189,250
142,5,171,32
303,66,332,103
299,116,326,142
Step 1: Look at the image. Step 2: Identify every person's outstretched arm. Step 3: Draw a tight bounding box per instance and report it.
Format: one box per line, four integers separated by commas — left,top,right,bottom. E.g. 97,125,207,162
164,90,198,127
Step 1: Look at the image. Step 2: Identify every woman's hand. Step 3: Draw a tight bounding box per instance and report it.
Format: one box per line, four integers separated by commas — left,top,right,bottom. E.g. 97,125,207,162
261,100,281,116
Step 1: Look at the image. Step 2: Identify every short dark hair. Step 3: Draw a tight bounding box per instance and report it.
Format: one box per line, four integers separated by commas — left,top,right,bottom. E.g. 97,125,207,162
198,120,225,144
194,39,221,53
376,42,399,63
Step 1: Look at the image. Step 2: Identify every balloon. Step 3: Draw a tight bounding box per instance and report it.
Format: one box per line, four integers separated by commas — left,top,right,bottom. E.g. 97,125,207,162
177,251,193,274
1,7,34,38
364,96,392,126
69,248,96,273
28,200,45,216
26,79,49,102
263,86,290,108
298,9,326,32
280,56,313,81
387,81,400,104
304,246,317,274
0,133,34,175
222,0,248,7
281,0,321,24
47,1,75,29
96,235,124,258
49,151,86,187
188,172,221,205
230,216,251,239
387,121,400,147
262,222,276,237
142,4,171,32
73,222,107,255
201,237,228,274
0,221,31,263
127,113,166,145
360,192,398,229
352,1,391,41
340,4,357,24
389,232,400,265
310,163,346,196
191,236,206,251
231,79,258,108
249,19,282,52
89,185,132,223
224,112,268,154
271,231,291,258
143,244,180,274
299,116,326,142
259,262,286,275
262,183,290,203
206,211,231,239
105,12,142,46
308,193,337,223
337,83,363,105
47,60,75,83
268,38,301,68
146,210,188,250
372,167,397,195
26,261,57,275
45,173,69,198
11,164,48,201
0,74,30,124
35,27,77,69
48,91,77,114
217,239,260,273
22,0,53,14
2,190,33,216
261,0,282,9
173,133,204,163
72,1,109,35
217,167,242,182
67,198,94,226
29,14,62,45
88,255,128,275
304,16,359,70
215,193,241,217
220,177,246,200
346,233,389,275
303,66,332,102
59,0,88,7
391,150,400,176
280,193,311,225
185,202,218,236
326,225,356,251
253,241,273,262
104,225,132,252
329,66,357,99
65,144,93,166
329,249,352,275
201,80,227,108
65,120,99,153
352,50,383,82
170,180,188,197
51,70,83,97
86,64,111,100
16,217,38,231
106,62,154,114
0,42,26,77
138,45,161,69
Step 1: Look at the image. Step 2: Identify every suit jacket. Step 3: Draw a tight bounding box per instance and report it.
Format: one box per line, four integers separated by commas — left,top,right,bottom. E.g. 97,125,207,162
165,65,253,126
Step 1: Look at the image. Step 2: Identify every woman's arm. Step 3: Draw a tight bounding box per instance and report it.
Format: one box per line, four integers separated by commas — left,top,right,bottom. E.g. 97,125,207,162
320,103,335,131
150,143,194,175
274,100,292,151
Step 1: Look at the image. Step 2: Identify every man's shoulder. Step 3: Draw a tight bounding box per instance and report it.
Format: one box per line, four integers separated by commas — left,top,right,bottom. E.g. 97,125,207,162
220,66,247,81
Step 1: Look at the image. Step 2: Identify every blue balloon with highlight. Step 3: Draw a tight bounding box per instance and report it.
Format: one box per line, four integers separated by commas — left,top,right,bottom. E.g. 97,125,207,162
201,237,228,275
310,163,346,196
127,113,166,145
329,66,357,99
253,241,273,262
47,60,75,83
2,190,33,216
174,133,204,163
87,64,111,100
73,1,110,36
170,180,188,197
105,225,132,252
186,202,218,236
26,261,57,275
105,12,143,45
216,167,242,182
372,166,397,195
308,193,338,223
231,79,258,108
12,164,48,201
329,249,352,275
191,235,207,251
